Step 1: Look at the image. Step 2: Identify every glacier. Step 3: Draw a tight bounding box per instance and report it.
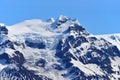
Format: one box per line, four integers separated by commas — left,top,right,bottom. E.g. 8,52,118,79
0,15,120,80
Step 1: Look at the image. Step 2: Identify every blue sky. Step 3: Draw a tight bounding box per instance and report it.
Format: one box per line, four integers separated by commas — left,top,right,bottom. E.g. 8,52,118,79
0,0,120,34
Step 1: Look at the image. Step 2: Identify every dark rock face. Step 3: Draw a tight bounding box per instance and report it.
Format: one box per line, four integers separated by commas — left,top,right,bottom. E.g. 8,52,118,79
0,53,11,64
68,36,88,48
35,58,46,67
63,66,110,80
14,41,25,49
69,23,85,33
4,40,15,50
51,16,70,28
0,25,8,35
56,16,70,26
0,65,52,80
0,39,15,50
55,32,120,79
25,40,46,49
78,47,114,74
89,37,97,42
12,51,25,65
52,64,63,70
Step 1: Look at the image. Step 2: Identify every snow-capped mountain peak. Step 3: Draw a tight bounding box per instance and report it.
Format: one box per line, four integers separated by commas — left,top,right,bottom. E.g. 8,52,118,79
0,16,120,80
57,15,70,22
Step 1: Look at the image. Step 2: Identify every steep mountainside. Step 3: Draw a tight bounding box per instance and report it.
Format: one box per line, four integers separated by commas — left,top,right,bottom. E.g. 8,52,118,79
0,16,120,80
97,34,120,50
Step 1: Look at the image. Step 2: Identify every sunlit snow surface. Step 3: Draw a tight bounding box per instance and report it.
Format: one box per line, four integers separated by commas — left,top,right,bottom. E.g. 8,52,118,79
97,33,120,50
0,16,119,80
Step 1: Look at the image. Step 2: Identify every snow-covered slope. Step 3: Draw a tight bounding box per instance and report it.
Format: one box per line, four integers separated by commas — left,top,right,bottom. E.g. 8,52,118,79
97,33,120,50
0,16,120,80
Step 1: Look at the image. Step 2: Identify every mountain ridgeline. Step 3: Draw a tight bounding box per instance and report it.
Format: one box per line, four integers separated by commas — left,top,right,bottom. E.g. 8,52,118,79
0,16,120,80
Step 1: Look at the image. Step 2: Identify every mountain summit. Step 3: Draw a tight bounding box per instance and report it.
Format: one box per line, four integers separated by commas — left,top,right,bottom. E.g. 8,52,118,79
0,16,120,80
